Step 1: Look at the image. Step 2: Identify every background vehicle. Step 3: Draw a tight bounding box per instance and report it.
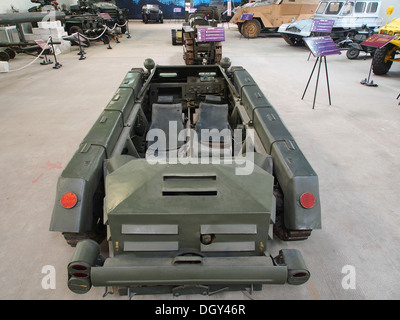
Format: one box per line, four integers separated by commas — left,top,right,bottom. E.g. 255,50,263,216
69,0,128,34
141,4,163,23
171,12,222,65
63,13,106,39
345,24,376,59
372,6,400,75
230,0,319,38
28,0,59,12
50,59,321,296
279,0,383,46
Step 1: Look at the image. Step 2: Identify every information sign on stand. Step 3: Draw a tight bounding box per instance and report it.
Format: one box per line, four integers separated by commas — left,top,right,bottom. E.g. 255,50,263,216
196,27,225,42
304,36,340,57
302,36,339,109
360,33,395,48
34,39,52,65
310,19,335,33
359,33,395,87
74,32,88,60
34,39,50,50
34,38,62,69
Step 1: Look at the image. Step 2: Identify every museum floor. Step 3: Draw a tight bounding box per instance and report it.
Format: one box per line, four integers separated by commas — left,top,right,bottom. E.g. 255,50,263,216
0,20,399,300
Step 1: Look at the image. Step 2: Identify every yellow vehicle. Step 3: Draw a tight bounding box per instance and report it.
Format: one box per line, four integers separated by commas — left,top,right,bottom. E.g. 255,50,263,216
230,0,320,38
372,6,400,75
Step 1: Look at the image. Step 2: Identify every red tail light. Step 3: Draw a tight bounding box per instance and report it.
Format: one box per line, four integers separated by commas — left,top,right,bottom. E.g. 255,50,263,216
300,192,316,209
72,273,88,278
60,192,78,209
71,265,87,271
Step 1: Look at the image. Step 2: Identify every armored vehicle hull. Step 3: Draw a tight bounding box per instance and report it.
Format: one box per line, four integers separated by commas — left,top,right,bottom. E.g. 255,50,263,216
278,0,383,46
50,59,321,296
67,0,128,38
93,1,129,33
64,13,105,37
230,0,319,38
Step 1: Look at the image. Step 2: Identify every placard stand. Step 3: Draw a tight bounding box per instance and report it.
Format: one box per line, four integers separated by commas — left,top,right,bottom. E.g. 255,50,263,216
302,36,340,109
358,34,395,87
307,19,335,61
360,59,377,87
75,33,86,60
196,26,225,64
302,55,331,109
35,37,62,69
49,36,62,69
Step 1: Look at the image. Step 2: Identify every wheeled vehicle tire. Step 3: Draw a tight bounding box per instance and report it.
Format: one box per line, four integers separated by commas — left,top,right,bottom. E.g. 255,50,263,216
241,19,261,38
372,43,396,75
346,48,360,60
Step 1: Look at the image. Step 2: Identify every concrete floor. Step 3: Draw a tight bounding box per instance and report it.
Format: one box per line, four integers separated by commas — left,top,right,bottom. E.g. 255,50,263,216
0,21,399,300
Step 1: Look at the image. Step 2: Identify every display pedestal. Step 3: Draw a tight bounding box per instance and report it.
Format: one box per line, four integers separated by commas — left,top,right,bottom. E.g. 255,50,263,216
303,36,339,109
359,34,395,87
302,55,331,109
360,60,377,87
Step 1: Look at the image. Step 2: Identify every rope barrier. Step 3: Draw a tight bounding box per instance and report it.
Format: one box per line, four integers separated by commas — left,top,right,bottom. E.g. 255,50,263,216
5,20,130,73
8,37,52,73
74,26,108,41
66,20,128,42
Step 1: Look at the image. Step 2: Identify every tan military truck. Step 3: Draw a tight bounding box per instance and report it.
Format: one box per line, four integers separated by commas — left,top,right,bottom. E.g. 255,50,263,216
230,0,320,38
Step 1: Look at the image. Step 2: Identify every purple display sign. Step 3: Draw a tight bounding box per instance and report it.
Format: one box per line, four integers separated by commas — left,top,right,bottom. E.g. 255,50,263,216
311,19,335,33
98,12,112,20
34,39,50,50
197,27,225,42
240,13,254,21
360,34,395,48
304,36,340,57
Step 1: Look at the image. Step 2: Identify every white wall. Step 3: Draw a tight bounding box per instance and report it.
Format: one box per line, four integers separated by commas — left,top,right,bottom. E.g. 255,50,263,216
0,0,78,14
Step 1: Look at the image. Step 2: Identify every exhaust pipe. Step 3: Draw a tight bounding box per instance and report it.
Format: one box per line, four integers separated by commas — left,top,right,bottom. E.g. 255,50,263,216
67,239,100,294
276,249,310,285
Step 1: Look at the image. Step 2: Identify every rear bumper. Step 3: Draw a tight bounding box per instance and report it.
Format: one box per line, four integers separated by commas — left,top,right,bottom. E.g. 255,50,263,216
91,255,288,287
67,240,310,295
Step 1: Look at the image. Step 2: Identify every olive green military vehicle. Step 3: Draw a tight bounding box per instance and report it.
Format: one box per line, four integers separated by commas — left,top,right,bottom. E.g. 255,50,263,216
171,12,223,65
141,4,163,24
68,0,128,35
28,0,59,12
64,13,106,38
50,58,321,297
93,1,129,33
230,0,319,38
